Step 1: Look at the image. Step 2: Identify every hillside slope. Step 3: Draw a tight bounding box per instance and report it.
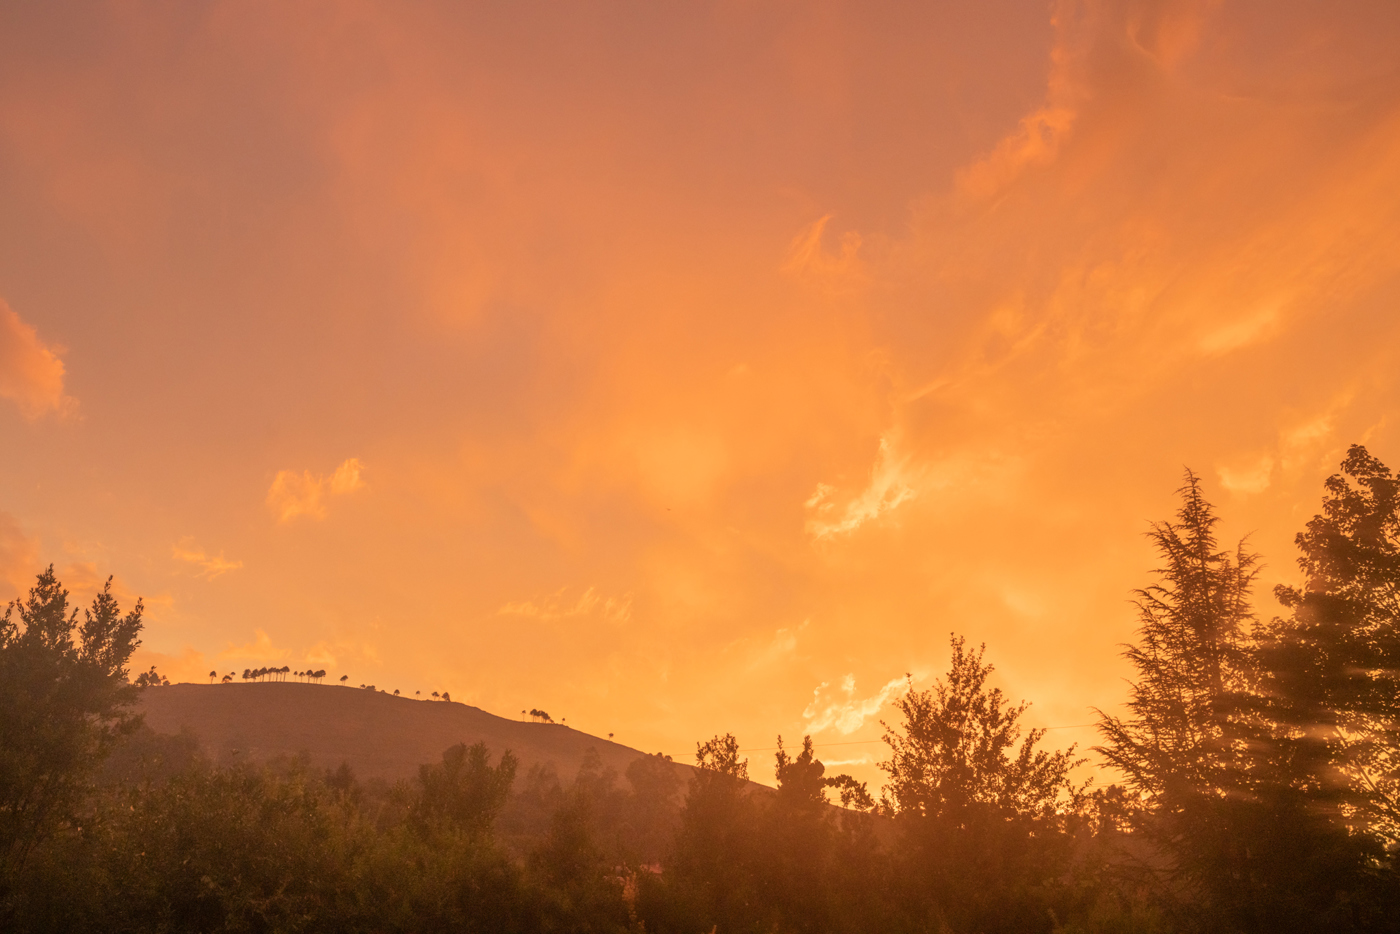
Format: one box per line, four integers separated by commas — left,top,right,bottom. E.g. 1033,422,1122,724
139,683,689,785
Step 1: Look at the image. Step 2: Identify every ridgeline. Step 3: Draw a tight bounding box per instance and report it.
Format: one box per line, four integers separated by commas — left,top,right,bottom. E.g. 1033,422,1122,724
139,682,690,784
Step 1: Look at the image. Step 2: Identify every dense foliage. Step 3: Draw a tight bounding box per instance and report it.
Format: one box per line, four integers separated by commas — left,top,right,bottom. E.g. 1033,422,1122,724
3,447,1400,932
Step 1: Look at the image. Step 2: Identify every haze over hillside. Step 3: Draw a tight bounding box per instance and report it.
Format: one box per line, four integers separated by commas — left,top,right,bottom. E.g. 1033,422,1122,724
140,683,695,784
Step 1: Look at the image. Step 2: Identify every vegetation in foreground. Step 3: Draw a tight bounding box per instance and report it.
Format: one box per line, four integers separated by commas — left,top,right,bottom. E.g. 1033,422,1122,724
2,445,1399,933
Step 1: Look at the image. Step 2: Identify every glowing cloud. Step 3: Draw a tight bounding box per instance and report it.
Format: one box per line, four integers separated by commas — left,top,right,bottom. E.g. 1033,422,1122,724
1217,455,1275,495
804,675,908,736
129,645,210,685
218,629,289,662
498,586,632,625
0,513,40,600
172,539,243,579
0,299,73,419
805,434,918,539
266,458,365,523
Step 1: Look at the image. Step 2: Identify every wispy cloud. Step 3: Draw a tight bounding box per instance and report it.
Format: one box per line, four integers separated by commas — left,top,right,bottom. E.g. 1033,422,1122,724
267,458,365,522
805,433,918,539
218,628,290,662
498,586,632,624
172,539,243,579
0,298,74,419
804,675,907,735
0,513,40,600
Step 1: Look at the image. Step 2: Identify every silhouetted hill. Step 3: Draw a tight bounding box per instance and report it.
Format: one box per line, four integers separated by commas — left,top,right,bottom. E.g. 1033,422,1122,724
139,682,693,785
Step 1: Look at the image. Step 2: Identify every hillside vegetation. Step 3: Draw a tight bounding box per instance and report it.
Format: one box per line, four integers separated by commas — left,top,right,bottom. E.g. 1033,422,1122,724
139,682,687,785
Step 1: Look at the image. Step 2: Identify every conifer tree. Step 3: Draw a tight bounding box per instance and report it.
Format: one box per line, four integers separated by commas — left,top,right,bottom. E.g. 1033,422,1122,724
1265,445,1400,849
1095,471,1260,804
0,569,143,912
1095,472,1382,934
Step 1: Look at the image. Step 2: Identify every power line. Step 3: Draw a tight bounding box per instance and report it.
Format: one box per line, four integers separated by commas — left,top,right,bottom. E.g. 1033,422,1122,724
680,722,1104,757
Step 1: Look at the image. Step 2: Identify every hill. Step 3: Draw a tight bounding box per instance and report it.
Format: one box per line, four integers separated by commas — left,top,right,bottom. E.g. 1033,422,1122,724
138,682,692,786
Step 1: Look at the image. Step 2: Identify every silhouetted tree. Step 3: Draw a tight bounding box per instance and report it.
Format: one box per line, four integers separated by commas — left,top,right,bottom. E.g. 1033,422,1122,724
0,569,143,916
416,742,518,836
1096,470,1385,934
884,636,1082,819
620,752,681,865
882,635,1084,933
665,734,760,931
134,665,167,688
1245,446,1400,930
1266,445,1400,845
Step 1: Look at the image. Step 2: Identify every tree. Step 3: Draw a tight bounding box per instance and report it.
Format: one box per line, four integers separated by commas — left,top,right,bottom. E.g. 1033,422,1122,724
620,753,681,864
1266,445,1400,847
0,568,143,911
134,665,166,688
883,635,1082,819
667,734,759,932
1095,471,1381,934
774,735,873,812
1095,472,1259,804
757,736,875,934
416,742,518,836
881,635,1084,934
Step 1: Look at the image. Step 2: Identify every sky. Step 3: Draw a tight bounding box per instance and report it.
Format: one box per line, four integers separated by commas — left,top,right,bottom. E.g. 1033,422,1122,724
2,0,1400,790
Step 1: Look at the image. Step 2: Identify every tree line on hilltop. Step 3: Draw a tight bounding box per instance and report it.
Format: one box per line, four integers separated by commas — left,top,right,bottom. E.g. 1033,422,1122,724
1,445,1398,932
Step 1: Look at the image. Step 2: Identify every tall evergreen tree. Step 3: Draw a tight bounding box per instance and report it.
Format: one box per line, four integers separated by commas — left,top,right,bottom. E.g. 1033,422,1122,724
1098,472,1385,934
1266,445,1400,848
1095,472,1260,804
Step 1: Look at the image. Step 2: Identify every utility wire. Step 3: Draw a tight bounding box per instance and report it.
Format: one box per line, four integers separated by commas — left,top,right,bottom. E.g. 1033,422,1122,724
665,722,1104,757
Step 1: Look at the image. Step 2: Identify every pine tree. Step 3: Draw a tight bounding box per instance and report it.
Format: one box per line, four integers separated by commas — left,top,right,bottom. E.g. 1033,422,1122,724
1095,472,1384,934
1096,471,1259,804
1265,445,1400,849
0,568,144,914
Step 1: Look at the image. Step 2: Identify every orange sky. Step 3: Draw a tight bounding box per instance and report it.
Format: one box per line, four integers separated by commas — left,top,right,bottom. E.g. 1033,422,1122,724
3,0,1400,789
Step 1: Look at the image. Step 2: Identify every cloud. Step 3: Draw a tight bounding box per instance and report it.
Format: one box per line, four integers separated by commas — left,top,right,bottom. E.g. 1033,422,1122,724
783,214,865,292
55,560,169,612
804,675,908,736
218,628,290,662
266,457,365,522
0,299,73,419
498,586,632,625
172,539,243,579
1217,455,1275,495
805,433,919,539
1198,303,1281,356
957,104,1076,201
304,641,338,667
820,755,875,768
129,645,210,684
0,513,40,600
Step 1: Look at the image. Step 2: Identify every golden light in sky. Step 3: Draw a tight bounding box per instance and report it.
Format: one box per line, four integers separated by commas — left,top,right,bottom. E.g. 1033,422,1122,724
3,0,1400,787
